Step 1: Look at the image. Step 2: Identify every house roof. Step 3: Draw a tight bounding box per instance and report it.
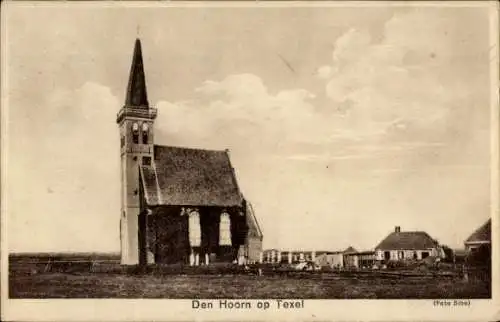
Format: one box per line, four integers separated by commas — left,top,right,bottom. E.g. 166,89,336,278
465,219,491,244
140,145,243,207
375,231,438,250
315,252,344,257
343,246,357,254
352,250,375,255
315,250,343,255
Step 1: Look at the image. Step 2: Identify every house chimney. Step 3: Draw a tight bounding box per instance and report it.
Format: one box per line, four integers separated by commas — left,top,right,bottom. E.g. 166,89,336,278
395,226,401,233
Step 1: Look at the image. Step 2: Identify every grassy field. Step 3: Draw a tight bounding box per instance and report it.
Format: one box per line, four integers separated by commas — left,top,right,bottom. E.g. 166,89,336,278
9,272,490,299
8,253,491,299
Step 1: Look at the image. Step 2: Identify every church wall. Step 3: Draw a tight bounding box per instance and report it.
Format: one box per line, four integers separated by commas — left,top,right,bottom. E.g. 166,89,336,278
120,120,153,265
141,206,251,264
216,210,248,262
120,209,139,265
200,208,221,258
245,237,262,264
230,211,249,247
190,207,247,263
138,212,147,265
121,155,141,265
149,207,190,264
244,205,263,264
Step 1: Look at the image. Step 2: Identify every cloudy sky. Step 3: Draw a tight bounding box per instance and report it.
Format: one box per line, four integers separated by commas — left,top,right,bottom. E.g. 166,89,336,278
4,3,495,253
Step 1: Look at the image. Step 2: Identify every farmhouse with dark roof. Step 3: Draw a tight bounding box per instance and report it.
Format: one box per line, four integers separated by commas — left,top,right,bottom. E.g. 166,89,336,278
374,226,444,262
117,39,263,266
464,219,491,252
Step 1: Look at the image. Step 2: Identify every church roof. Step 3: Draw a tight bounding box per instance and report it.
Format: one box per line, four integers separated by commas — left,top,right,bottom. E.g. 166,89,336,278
125,38,149,108
375,231,438,250
465,219,491,244
140,145,244,207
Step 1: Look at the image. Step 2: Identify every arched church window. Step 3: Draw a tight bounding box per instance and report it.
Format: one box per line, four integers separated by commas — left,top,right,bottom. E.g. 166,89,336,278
132,122,139,144
142,122,149,144
188,210,201,248
219,212,232,246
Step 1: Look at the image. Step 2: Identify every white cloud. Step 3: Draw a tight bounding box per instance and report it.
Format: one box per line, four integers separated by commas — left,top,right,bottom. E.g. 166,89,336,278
155,74,325,154
316,65,332,79
320,11,485,138
332,28,373,64
155,72,396,163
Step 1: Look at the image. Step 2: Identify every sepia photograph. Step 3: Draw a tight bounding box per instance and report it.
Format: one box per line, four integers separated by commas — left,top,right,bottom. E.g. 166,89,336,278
1,1,498,321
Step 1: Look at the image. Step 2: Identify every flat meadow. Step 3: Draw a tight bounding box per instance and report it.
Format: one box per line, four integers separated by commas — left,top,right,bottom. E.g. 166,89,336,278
8,253,490,299
9,271,490,299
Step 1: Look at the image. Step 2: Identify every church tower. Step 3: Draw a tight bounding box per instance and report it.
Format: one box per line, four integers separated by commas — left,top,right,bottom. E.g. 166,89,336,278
116,39,157,265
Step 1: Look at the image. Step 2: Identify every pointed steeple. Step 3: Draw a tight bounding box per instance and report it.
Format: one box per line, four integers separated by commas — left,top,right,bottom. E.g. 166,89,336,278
125,38,149,108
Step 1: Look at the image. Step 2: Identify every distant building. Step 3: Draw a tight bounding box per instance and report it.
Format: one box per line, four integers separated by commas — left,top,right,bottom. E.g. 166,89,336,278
342,246,358,268
262,247,378,268
374,226,444,262
262,249,281,263
464,219,491,252
344,250,376,269
263,249,324,264
356,251,376,268
314,251,344,268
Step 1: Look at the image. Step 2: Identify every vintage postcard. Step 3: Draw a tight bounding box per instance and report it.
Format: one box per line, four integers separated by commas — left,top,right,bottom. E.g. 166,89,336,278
1,1,498,321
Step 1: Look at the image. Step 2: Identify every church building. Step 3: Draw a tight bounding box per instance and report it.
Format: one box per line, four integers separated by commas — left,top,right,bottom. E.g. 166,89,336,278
117,39,263,266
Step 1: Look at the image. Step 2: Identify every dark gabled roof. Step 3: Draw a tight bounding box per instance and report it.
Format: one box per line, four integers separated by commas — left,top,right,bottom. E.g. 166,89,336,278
315,250,341,255
375,231,438,250
352,250,375,256
140,145,243,207
316,251,344,255
465,219,491,244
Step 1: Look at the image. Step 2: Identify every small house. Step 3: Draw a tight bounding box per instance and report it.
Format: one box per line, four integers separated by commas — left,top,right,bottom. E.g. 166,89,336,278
262,249,281,263
374,226,444,262
343,250,375,269
264,250,322,264
284,250,317,263
342,246,358,268
314,251,344,268
464,219,491,252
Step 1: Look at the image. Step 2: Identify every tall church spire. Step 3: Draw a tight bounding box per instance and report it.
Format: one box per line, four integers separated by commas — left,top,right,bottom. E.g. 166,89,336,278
125,38,149,108
117,38,156,265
